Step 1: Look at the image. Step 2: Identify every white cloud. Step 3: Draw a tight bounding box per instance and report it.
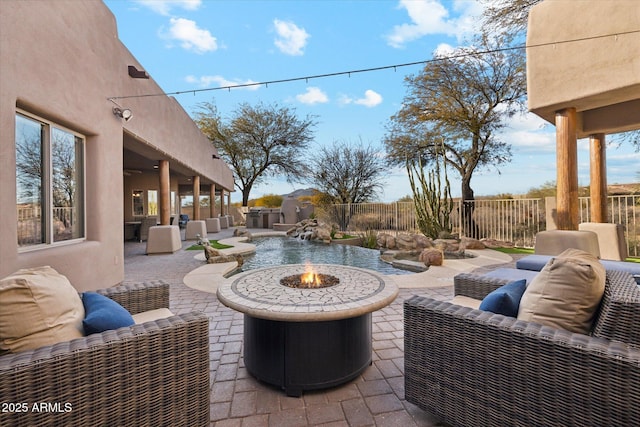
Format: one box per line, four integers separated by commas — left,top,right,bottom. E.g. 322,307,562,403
135,0,201,16
433,43,456,58
185,75,260,90
167,18,217,53
296,87,328,105
340,90,383,108
386,0,482,48
273,19,309,56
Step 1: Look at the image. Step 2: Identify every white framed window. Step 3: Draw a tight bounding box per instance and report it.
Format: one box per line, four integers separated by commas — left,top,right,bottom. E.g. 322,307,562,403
132,190,144,216
16,111,85,249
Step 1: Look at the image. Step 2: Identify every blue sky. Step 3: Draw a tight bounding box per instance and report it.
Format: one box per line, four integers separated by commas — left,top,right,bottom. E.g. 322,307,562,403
104,0,639,203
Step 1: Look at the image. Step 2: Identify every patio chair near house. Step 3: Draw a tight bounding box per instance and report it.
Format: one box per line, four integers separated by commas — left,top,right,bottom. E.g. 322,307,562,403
139,216,157,242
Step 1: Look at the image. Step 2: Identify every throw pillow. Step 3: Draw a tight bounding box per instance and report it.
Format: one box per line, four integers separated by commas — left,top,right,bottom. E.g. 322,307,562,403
82,292,135,335
517,248,606,334
479,279,527,317
0,266,85,354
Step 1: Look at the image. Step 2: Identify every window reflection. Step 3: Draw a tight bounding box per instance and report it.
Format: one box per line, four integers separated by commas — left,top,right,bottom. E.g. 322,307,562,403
15,112,85,248
16,115,44,246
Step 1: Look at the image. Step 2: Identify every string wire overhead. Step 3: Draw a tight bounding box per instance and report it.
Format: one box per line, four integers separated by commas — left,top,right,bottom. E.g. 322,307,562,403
107,29,640,102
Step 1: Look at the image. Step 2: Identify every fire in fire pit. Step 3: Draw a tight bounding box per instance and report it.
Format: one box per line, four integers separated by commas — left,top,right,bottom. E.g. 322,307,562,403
280,263,340,289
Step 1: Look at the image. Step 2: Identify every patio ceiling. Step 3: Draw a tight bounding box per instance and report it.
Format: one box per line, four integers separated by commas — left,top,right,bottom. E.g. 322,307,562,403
123,131,222,188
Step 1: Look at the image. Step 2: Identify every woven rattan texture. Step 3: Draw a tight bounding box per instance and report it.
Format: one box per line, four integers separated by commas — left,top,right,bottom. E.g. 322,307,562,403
405,271,640,427
0,281,209,427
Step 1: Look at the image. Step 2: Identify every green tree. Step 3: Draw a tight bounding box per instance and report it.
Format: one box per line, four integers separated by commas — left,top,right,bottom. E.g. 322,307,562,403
308,139,386,204
195,101,317,206
254,194,284,208
384,35,526,237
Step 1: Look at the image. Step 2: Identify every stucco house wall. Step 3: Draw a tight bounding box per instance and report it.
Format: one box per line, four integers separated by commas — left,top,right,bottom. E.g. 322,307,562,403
0,0,233,290
527,0,640,137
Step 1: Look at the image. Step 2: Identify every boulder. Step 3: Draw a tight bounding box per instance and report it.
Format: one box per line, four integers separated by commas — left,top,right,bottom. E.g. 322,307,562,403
204,246,221,260
414,234,433,249
460,237,485,250
233,228,252,239
207,253,244,266
419,248,444,266
396,233,417,250
481,239,514,249
434,239,459,253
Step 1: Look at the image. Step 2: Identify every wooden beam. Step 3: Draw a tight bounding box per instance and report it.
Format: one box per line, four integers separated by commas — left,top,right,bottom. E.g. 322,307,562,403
158,160,170,225
210,184,216,218
192,176,200,220
589,133,608,222
555,108,579,230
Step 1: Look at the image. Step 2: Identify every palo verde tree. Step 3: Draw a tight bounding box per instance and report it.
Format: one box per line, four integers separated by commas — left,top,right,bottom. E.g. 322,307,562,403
195,101,317,206
384,35,527,237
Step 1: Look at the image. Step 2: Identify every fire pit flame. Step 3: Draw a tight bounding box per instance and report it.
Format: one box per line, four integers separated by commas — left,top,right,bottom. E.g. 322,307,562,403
301,264,321,287
280,263,340,289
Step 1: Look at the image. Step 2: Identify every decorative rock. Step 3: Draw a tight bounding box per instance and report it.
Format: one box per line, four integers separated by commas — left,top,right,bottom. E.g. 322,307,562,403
233,228,252,239
396,233,417,250
204,246,221,260
481,239,514,248
414,234,432,249
207,253,244,266
419,248,444,266
460,237,485,250
434,239,459,253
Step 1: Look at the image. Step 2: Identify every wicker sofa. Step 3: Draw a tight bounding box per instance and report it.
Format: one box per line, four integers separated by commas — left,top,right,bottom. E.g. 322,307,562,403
404,270,640,427
0,281,210,427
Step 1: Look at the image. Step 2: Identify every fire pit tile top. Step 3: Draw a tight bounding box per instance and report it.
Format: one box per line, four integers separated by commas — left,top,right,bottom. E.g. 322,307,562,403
216,264,399,322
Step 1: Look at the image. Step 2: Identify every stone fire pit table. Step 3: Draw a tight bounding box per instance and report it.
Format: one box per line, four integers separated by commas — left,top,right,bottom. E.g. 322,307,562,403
216,264,399,396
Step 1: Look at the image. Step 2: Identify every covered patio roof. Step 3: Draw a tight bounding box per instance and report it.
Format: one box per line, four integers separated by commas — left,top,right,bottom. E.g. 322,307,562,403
526,0,640,229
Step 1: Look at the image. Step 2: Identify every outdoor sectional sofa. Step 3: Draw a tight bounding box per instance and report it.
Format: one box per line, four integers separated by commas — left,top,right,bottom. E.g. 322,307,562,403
404,270,640,427
0,280,210,427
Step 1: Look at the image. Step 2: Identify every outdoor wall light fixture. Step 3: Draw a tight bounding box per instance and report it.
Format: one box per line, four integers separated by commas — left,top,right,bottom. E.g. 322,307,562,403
113,107,133,122
212,154,220,159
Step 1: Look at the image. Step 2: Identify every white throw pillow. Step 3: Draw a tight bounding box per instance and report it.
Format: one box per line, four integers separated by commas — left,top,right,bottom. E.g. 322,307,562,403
0,266,85,354
517,248,605,334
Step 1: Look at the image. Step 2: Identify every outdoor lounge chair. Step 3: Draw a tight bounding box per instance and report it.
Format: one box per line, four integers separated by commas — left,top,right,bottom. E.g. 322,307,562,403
0,281,210,427
139,216,158,242
404,270,640,427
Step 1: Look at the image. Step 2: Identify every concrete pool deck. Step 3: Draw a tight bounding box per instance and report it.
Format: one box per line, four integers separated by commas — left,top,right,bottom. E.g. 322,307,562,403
183,229,513,294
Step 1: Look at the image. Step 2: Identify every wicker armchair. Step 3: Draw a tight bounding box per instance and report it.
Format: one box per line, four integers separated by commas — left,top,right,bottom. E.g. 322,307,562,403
0,281,210,427
404,270,640,427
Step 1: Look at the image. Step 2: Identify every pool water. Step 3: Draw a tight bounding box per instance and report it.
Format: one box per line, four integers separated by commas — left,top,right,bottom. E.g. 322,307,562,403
238,237,412,275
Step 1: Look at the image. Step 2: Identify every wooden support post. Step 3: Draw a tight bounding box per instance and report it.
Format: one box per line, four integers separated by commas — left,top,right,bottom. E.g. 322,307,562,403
158,160,170,225
555,108,579,230
220,189,226,216
210,184,217,218
589,133,608,223
192,176,200,220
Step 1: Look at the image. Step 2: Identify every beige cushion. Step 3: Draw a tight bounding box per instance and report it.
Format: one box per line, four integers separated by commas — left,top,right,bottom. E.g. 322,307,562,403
517,248,606,334
0,266,85,354
450,295,482,309
578,222,628,261
131,308,174,324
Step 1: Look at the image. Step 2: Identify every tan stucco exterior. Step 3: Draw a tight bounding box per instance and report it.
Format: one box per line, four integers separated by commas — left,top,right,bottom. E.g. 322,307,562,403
526,0,640,230
527,0,640,138
0,0,233,290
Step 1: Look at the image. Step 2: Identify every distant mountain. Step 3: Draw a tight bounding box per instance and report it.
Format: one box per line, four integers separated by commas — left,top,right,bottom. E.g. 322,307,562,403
284,188,316,198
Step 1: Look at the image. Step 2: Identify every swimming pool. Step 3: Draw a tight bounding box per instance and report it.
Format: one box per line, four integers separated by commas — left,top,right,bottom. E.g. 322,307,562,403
237,236,412,275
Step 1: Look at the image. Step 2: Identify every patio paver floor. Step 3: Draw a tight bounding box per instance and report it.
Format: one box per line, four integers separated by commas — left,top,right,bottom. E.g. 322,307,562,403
124,227,514,426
